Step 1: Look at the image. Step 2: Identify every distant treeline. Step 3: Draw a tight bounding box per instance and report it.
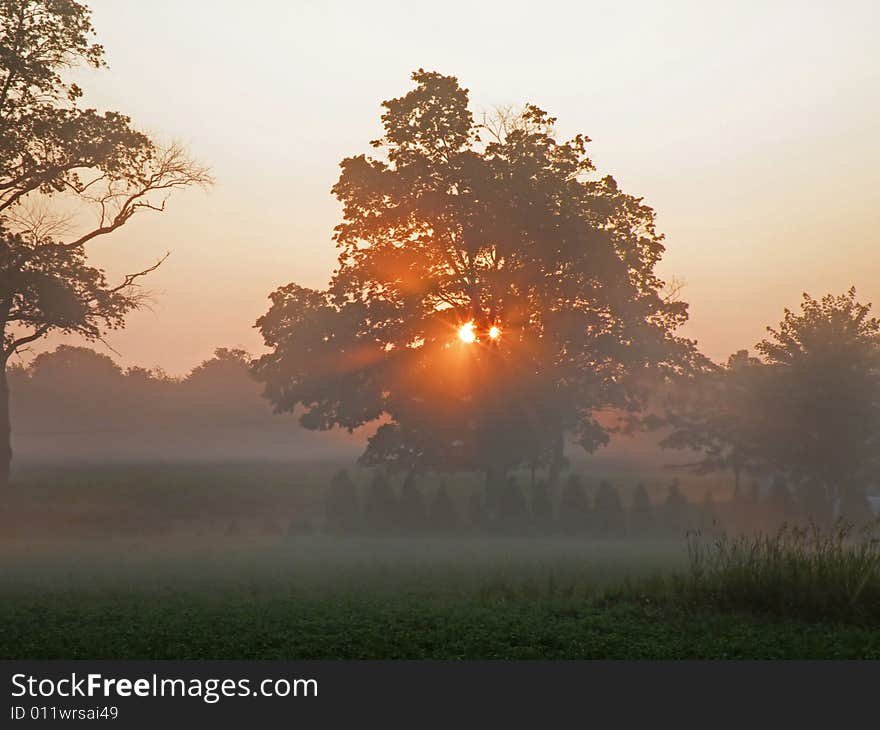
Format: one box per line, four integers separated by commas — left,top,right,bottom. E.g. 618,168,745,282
304,469,878,538
8,345,674,469
8,346,363,463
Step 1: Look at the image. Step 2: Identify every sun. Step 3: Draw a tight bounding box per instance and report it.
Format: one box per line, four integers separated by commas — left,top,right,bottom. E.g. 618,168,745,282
488,325,501,340
458,322,476,343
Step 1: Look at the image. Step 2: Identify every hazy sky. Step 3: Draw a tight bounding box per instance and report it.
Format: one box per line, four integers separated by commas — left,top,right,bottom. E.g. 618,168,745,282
38,0,880,374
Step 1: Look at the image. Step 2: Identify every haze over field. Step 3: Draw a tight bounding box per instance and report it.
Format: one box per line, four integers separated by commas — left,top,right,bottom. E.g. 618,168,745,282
4,0,880,668
30,0,880,374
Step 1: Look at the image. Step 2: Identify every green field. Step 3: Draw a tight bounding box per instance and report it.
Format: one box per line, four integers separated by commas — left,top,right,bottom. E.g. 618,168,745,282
2,534,879,659
2,464,878,660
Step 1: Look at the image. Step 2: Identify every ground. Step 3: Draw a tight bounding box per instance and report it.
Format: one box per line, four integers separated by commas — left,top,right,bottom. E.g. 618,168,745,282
2,464,876,660
2,534,878,660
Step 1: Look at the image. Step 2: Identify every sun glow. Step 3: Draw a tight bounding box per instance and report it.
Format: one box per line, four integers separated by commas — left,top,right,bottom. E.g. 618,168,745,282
458,322,476,343
488,325,501,340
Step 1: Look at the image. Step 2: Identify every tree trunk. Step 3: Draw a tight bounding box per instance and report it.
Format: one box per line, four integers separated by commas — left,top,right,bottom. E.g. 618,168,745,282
0,360,10,489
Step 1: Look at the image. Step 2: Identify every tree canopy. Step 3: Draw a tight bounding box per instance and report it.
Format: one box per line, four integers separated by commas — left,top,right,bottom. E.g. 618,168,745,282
0,0,210,485
756,289,880,496
0,1,210,360
660,289,880,507
256,70,697,477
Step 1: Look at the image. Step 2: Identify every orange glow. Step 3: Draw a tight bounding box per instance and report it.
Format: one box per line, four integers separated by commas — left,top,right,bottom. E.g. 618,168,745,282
488,325,501,340
458,322,476,343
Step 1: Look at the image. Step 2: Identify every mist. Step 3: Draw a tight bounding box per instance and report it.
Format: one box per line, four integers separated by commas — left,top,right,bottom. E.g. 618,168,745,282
3,0,880,666
8,346,364,464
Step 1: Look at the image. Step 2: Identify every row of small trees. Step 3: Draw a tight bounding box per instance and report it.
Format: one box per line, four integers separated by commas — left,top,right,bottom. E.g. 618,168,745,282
317,471,874,537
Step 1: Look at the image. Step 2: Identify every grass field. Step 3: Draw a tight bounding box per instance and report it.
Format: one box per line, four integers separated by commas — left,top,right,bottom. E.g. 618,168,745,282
8,586,880,660
2,463,878,660
2,534,879,659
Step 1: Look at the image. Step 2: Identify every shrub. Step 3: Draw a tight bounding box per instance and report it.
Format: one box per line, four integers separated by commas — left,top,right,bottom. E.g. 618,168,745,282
363,471,396,533
593,480,625,536
662,478,690,536
559,473,589,534
397,472,426,532
325,469,359,533
628,482,654,536
496,476,528,534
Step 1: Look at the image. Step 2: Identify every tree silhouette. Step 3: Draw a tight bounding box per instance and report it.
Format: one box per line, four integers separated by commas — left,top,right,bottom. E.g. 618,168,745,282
9,344,364,463
429,482,458,533
628,481,654,536
660,289,880,517
755,290,880,510
659,350,767,495
397,471,426,533
662,478,689,535
363,470,396,533
559,472,590,534
593,479,625,536
324,469,359,533
0,1,210,486
255,69,696,483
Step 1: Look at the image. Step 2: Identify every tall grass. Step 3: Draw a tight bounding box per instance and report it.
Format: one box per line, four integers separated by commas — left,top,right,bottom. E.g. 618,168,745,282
682,520,880,623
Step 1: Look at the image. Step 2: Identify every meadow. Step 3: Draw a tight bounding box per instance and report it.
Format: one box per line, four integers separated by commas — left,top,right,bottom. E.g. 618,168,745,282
2,463,879,660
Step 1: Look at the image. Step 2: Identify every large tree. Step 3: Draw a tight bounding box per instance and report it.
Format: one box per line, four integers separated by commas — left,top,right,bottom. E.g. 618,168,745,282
256,70,695,487
0,0,210,486
756,289,880,504
660,289,880,514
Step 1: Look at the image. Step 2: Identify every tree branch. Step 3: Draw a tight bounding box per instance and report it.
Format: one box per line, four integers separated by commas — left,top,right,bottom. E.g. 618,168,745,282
59,144,212,250
6,324,51,359
107,252,170,294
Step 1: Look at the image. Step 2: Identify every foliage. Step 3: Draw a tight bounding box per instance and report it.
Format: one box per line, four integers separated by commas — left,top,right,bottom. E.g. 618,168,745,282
0,0,209,484
558,473,589,534
629,482,654,534
658,349,767,487
397,471,426,531
495,476,528,533
662,478,689,534
5,587,880,659
659,289,880,506
255,70,697,476
0,0,211,360
755,289,880,498
3,526,880,658
593,479,625,535
325,469,358,533
363,471,396,532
